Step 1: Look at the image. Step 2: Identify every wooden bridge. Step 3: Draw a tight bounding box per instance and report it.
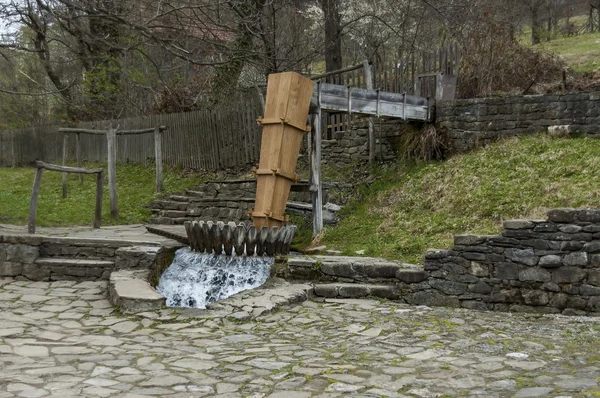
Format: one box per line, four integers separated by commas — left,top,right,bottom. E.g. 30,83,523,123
307,44,461,236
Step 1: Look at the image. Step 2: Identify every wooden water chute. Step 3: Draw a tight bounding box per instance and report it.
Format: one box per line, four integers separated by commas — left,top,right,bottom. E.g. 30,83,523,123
251,72,315,229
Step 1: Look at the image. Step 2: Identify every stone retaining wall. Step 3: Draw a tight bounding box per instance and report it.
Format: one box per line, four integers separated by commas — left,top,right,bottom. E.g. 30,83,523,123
422,208,600,315
322,125,394,166
437,92,600,153
0,234,164,281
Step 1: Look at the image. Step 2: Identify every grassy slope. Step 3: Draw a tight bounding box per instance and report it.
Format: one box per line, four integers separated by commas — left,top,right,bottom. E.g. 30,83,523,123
319,136,600,263
535,31,600,73
0,163,211,227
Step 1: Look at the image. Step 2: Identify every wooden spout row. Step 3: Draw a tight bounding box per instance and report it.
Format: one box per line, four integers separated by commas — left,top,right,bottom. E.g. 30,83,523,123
184,221,296,256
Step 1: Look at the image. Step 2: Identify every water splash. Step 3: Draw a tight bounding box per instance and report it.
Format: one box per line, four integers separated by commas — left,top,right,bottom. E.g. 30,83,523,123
157,247,273,309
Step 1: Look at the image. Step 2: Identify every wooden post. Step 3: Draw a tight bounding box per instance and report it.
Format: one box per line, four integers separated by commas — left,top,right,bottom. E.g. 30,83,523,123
106,127,119,218
154,126,163,193
94,170,104,228
76,132,82,183
61,134,68,198
28,167,44,234
363,60,376,165
311,82,324,236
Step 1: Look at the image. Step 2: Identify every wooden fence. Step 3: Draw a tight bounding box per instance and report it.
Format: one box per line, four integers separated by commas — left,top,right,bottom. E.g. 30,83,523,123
0,93,264,170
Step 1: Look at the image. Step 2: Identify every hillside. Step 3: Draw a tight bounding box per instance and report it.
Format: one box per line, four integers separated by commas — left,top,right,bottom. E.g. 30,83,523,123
534,31,600,73
318,136,600,263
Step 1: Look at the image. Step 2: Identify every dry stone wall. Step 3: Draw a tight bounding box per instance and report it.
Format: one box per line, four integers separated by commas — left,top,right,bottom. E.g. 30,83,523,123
0,235,164,281
437,92,600,153
422,208,600,315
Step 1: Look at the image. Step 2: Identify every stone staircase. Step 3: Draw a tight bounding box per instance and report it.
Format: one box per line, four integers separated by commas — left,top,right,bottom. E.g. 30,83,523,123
32,237,162,281
286,255,429,301
150,179,348,225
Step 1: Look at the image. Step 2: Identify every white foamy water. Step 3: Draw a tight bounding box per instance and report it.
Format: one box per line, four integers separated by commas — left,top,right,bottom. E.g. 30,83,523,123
157,247,273,309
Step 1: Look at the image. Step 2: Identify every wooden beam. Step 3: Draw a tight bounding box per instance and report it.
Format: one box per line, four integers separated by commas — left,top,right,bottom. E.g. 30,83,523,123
363,60,376,165
311,82,324,237
28,167,44,234
35,161,103,174
60,126,167,135
76,132,82,183
106,127,119,218
61,134,68,198
94,170,104,228
310,62,366,80
154,126,163,193
59,128,106,135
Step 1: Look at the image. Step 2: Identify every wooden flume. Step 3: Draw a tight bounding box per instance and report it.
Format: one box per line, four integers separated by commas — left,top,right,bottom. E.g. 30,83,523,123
184,221,296,256
183,72,313,255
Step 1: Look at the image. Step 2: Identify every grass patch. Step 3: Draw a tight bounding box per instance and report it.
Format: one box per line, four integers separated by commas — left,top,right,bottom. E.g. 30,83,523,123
534,31,600,73
320,135,600,263
0,163,212,226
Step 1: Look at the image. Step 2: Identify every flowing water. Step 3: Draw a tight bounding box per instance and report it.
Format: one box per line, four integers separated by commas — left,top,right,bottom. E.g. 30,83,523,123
157,247,273,309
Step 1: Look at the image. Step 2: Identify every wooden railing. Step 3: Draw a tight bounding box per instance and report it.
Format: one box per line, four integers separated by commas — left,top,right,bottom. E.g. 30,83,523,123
28,161,104,234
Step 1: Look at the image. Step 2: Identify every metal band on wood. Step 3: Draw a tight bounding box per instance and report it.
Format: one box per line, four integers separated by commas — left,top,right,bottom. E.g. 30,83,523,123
254,168,300,182
250,211,289,222
257,117,311,133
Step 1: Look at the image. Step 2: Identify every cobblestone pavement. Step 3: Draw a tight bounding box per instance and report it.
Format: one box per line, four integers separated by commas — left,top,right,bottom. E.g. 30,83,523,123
1,279,600,398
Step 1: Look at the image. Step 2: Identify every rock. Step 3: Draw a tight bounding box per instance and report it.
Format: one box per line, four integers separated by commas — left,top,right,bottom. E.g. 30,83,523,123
538,255,562,268
563,252,588,266
588,270,600,286
514,387,555,397
429,279,468,295
552,266,587,284
519,268,551,282
522,290,549,306
395,270,428,283
507,249,538,266
324,202,342,212
454,235,486,246
468,281,492,295
503,220,534,230
547,208,577,223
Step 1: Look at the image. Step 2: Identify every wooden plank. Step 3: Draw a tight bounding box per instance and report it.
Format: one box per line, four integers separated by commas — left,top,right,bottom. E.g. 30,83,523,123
35,161,103,174
76,133,82,183
311,83,324,236
154,126,163,193
106,127,119,218
28,167,44,234
363,60,376,165
61,134,68,198
309,83,429,120
94,170,104,228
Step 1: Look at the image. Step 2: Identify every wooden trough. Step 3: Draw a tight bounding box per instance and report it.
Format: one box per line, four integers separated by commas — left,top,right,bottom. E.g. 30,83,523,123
252,72,315,229
181,72,313,255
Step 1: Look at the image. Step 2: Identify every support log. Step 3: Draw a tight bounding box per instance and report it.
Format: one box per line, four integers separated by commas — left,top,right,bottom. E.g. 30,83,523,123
28,167,44,234
154,126,163,193
363,60,376,165
106,127,119,218
76,132,82,183
94,170,104,228
62,134,68,198
310,83,324,236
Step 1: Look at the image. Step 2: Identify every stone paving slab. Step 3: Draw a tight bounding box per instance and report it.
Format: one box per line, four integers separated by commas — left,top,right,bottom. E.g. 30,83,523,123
0,278,599,397
0,224,180,246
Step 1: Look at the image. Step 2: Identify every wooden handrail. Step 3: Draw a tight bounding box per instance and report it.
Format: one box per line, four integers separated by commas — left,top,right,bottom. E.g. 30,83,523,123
28,161,104,234
35,160,103,174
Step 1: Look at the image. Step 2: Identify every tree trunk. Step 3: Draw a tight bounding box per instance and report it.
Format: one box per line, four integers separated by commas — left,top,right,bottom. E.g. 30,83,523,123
531,8,542,44
321,0,342,72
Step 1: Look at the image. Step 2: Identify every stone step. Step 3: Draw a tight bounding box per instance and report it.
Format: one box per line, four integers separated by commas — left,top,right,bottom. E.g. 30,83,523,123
287,255,427,283
313,283,400,300
150,200,189,211
33,257,115,280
